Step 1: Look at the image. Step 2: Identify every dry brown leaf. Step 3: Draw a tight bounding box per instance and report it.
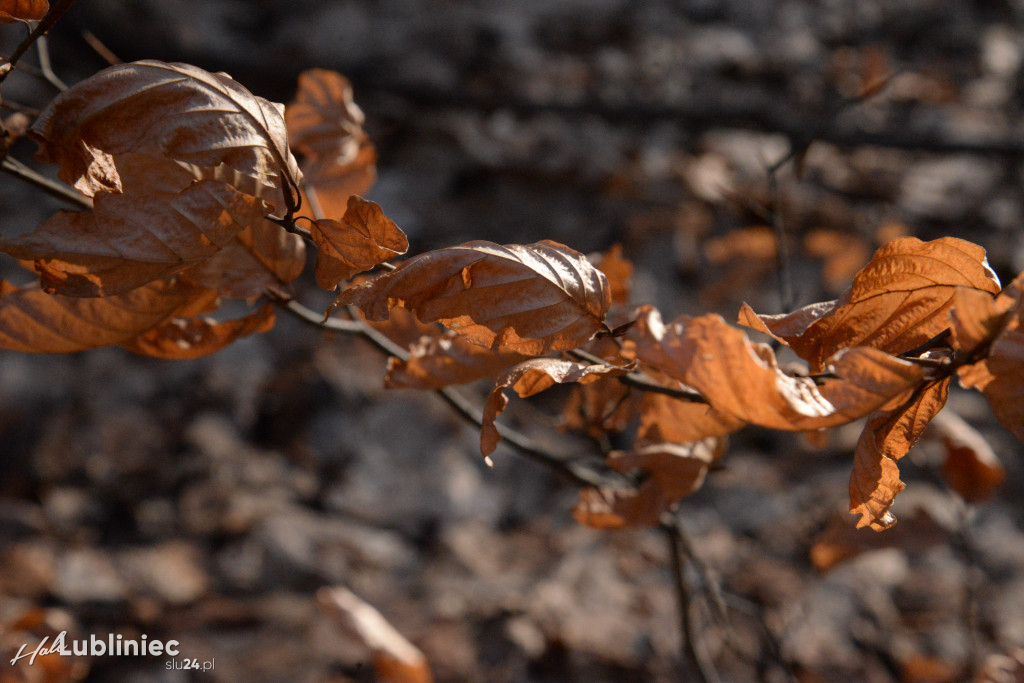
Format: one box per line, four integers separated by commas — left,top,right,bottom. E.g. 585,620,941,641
645,314,924,431
849,379,950,530
286,69,367,161
740,237,1001,371
287,69,378,221
0,181,269,297
481,358,629,459
301,143,378,222
958,300,1024,443
561,377,636,438
311,196,408,289
364,306,445,351
574,438,724,529
0,0,47,22
928,410,1005,502
637,391,744,444
119,303,275,359
596,243,633,305
180,219,306,298
334,240,611,355
948,286,1014,354
809,510,948,572
0,279,217,353
573,480,666,530
385,333,528,390
30,60,301,216
318,586,433,683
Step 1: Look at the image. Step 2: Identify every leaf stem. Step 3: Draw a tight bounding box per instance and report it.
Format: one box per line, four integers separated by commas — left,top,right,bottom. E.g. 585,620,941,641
0,0,78,85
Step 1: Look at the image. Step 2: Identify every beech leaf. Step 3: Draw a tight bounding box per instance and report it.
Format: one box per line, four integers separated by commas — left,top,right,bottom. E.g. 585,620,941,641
637,391,744,444
0,279,217,353
0,0,46,22
287,69,377,221
30,60,301,216
311,196,409,289
958,295,1024,442
930,411,1005,503
333,240,611,354
740,237,1001,370
644,314,925,431
481,359,629,459
849,379,950,530
120,303,275,359
385,333,528,390
573,438,724,529
0,181,270,297
180,219,306,299
596,243,633,305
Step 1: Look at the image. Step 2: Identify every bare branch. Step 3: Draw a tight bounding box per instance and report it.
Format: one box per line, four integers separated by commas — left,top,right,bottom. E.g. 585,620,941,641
0,0,79,85
1,157,93,210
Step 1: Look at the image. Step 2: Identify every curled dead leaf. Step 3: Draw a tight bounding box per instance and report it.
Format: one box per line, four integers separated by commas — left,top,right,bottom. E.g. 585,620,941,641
849,379,950,530
481,358,629,459
385,333,528,390
929,410,1005,503
180,219,306,299
287,69,377,220
334,240,611,355
31,60,301,216
0,181,270,297
0,279,217,353
641,313,925,431
120,303,275,359
574,439,724,529
740,237,1001,371
311,196,409,290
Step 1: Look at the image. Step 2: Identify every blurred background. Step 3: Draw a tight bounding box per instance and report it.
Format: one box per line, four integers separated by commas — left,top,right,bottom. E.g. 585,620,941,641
1,1,1024,681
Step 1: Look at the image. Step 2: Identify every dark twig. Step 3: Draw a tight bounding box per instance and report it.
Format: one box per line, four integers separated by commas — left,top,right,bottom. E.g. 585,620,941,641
81,29,122,65
1,157,93,210
664,515,720,683
766,166,794,313
567,348,707,403
277,297,630,490
0,0,78,85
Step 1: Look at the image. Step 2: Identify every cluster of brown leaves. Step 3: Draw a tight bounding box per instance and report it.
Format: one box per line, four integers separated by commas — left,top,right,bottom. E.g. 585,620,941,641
1,58,1021,532
0,61,405,357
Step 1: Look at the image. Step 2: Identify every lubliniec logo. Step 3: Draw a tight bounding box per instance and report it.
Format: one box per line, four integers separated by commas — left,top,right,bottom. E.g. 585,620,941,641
10,632,214,672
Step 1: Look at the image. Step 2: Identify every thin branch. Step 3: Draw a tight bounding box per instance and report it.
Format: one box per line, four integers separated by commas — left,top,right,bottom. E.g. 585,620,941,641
359,77,1024,158
277,297,631,490
34,35,67,90
766,167,794,313
567,348,707,403
81,29,121,65
1,157,93,210
663,516,720,683
0,0,78,85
